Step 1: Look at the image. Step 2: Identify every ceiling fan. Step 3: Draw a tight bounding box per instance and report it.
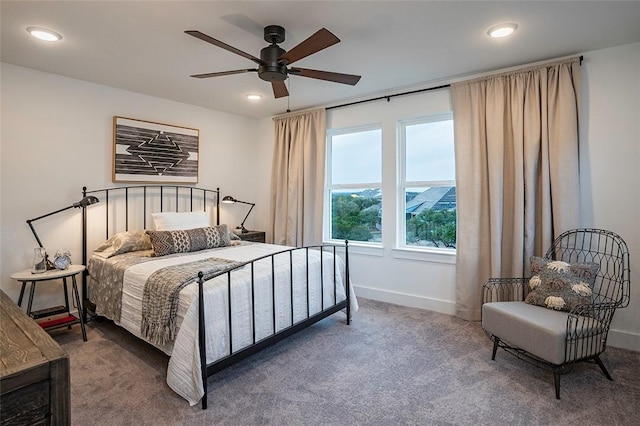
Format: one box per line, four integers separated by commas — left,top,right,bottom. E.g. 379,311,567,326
185,25,361,98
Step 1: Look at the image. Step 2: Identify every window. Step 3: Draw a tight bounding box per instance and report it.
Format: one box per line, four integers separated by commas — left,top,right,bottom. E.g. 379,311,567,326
325,125,382,243
400,114,456,249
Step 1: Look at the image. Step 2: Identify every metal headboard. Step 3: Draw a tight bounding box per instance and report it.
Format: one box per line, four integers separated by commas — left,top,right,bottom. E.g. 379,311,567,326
80,185,220,319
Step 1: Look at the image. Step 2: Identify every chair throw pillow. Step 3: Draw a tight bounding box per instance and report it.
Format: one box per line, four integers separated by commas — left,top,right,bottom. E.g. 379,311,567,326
524,256,599,312
146,224,231,257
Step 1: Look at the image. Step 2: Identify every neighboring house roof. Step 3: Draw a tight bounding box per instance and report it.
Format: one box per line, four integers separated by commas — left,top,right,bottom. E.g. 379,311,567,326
406,187,456,215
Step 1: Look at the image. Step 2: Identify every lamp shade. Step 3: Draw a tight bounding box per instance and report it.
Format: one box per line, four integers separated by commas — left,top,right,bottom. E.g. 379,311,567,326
222,196,237,204
73,196,100,208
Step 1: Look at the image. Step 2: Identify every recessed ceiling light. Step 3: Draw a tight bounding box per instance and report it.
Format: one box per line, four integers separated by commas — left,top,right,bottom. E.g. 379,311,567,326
245,94,263,101
487,23,518,38
27,26,62,42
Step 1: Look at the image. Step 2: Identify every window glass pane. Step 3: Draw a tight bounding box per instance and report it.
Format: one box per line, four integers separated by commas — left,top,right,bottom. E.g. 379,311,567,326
331,189,381,242
331,129,382,184
405,120,455,182
405,187,456,248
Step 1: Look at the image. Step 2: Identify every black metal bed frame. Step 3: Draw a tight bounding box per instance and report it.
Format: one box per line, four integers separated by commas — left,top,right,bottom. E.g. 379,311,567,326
79,185,351,409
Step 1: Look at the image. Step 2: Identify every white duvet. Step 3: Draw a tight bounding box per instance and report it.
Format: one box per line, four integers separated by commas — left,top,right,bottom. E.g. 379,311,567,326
100,242,358,406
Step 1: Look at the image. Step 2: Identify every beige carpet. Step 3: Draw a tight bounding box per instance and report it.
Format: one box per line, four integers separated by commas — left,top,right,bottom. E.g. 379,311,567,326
54,298,640,425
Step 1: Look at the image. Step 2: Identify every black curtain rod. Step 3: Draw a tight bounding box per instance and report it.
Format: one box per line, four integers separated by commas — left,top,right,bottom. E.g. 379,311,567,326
326,55,583,112
326,84,450,111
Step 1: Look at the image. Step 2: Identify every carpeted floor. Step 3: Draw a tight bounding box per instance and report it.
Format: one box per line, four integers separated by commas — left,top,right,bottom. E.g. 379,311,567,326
54,298,640,425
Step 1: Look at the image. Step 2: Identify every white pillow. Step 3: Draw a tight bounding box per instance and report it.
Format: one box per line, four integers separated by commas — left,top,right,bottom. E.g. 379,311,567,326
152,211,210,231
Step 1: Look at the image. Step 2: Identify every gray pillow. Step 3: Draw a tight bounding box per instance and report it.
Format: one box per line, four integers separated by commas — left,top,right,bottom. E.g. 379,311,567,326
93,230,152,258
146,224,231,257
524,256,599,311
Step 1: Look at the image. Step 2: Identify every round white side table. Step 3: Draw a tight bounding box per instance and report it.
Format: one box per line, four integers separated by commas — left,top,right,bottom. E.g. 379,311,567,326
10,264,87,341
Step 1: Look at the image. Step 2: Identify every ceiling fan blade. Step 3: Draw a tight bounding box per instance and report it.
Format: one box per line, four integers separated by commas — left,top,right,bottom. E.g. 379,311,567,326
289,67,361,85
278,28,340,65
271,81,289,98
185,30,264,65
190,69,258,79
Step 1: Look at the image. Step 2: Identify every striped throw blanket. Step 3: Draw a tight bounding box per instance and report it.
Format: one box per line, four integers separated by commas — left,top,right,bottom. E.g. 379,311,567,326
141,257,242,346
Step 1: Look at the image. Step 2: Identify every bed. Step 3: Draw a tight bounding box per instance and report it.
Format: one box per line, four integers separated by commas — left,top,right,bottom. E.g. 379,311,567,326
79,185,357,408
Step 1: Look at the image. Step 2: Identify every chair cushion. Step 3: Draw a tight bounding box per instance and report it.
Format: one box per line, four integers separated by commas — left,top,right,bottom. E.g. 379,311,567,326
524,256,599,312
482,302,604,365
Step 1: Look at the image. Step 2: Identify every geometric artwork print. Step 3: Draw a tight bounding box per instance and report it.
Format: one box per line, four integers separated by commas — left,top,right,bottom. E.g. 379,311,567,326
113,116,199,183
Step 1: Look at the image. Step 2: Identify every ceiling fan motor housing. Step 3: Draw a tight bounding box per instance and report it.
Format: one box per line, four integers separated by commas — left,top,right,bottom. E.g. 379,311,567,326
259,44,288,82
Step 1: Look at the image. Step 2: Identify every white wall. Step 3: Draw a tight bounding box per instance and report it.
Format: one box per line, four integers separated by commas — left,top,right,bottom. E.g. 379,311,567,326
579,42,640,351
0,63,264,311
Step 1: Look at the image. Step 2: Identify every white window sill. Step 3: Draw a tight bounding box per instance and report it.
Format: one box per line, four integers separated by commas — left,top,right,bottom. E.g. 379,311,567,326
391,247,456,264
323,241,384,257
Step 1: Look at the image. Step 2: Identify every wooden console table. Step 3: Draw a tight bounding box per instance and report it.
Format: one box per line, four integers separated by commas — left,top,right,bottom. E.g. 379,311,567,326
0,290,70,425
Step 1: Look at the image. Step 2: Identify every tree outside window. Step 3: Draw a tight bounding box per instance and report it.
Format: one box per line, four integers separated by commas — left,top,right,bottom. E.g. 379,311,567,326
325,126,382,243
401,115,456,249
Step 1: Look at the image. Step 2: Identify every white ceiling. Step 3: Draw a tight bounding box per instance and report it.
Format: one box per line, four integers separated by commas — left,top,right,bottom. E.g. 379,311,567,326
2,1,639,119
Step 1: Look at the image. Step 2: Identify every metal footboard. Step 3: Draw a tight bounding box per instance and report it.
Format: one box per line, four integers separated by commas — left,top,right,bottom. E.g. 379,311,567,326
197,242,350,409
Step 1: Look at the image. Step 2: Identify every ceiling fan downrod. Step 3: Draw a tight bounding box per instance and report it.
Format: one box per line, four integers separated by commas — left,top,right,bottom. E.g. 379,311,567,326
259,25,288,82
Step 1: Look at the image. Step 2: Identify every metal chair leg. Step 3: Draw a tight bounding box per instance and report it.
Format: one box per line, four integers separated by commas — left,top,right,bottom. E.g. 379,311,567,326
491,337,500,360
594,355,613,381
553,371,561,399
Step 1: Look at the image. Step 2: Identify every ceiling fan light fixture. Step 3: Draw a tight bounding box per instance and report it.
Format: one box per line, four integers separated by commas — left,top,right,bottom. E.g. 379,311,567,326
27,26,62,42
487,23,518,38
245,93,263,101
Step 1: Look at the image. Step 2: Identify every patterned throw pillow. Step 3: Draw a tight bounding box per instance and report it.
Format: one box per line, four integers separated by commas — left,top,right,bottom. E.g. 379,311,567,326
146,224,231,257
93,230,152,258
524,256,599,311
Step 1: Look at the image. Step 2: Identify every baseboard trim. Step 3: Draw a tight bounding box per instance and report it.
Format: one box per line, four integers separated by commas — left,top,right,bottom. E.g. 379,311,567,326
607,329,640,352
353,285,639,353
353,285,456,316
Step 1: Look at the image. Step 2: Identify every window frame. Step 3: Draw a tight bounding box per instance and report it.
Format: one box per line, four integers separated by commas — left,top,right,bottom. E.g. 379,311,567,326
397,113,456,252
324,123,383,245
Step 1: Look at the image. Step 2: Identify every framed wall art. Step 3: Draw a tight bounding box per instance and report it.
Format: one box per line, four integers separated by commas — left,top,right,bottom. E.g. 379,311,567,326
113,116,199,183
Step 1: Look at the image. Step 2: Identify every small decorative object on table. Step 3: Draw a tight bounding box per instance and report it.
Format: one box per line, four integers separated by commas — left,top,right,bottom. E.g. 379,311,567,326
54,249,72,270
31,247,47,274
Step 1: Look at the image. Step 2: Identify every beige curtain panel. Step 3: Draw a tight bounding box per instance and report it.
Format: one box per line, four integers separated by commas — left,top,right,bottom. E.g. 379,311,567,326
270,108,326,247
451,57,581,321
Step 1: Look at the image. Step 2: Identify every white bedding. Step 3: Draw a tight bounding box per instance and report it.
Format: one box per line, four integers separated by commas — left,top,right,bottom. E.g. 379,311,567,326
91,242,358,406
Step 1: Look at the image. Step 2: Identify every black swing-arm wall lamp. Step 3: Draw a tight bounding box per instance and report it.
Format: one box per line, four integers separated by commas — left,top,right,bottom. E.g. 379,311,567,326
222,195,255,233
26,196,100,268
